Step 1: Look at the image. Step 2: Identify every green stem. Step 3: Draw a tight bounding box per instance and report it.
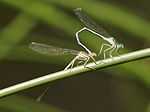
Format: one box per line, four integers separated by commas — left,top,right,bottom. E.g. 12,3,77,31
0,48,150,98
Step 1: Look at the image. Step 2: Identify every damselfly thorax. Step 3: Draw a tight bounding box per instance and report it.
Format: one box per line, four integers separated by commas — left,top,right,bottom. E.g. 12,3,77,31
76,51,96,61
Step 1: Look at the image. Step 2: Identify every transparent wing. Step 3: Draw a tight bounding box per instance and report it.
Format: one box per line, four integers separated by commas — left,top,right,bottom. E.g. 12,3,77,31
29,42,80,55
74,8,111,38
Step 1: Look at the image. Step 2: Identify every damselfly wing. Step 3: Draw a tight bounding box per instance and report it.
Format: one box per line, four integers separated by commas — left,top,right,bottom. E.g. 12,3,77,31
29,42,80,56
74,8,111,38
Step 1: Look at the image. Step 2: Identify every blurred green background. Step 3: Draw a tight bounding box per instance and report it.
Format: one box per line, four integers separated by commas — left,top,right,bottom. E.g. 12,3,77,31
0,0,149,112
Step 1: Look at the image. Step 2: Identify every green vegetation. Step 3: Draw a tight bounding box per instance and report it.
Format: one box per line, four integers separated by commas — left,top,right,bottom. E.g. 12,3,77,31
0,0,149,112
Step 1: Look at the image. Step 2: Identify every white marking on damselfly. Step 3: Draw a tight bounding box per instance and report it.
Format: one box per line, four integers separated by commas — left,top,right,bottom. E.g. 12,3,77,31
74,8,124,59
29,42,97,101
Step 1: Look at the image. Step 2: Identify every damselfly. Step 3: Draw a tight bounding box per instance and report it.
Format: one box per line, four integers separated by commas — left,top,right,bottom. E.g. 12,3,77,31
74,8,124,59
29,42,97,101
29,42,97,70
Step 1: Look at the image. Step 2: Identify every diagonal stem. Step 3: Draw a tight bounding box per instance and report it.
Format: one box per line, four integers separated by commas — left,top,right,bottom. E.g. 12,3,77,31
0,48,150,98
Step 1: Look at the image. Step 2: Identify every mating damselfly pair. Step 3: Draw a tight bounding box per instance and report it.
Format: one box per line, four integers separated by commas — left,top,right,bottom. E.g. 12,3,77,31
29,8,124,70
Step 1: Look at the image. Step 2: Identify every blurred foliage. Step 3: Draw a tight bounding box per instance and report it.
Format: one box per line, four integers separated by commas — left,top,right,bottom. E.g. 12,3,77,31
0,0,149,84
0,0,149,112
0,13,36,59
0,95,66,112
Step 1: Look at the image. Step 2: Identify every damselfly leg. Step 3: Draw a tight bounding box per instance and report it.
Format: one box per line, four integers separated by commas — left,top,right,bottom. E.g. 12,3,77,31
64,51,97,70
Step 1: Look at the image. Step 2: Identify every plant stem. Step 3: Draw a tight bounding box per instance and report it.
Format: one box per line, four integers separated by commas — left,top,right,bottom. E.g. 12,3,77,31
0,48,150,98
